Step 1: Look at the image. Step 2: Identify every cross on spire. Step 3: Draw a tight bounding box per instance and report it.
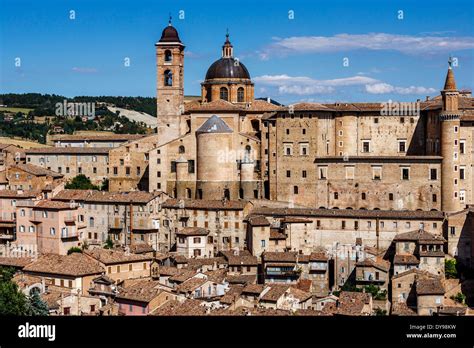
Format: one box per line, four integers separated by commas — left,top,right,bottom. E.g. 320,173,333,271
168,13,172,26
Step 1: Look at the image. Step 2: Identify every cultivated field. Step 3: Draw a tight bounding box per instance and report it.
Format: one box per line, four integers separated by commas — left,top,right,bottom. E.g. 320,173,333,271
0,137,51,149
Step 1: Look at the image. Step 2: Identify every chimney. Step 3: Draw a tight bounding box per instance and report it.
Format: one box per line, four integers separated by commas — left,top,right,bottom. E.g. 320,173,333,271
425,96,430,101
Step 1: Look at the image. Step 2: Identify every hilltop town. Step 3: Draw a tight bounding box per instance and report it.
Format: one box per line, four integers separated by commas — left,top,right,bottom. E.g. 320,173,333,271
0,21,473,317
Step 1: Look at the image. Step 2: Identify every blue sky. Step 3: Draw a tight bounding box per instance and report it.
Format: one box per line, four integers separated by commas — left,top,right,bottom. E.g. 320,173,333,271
1,0,473,104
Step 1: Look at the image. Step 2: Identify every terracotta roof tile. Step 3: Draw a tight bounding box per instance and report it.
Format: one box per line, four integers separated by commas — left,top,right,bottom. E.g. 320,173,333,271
84,248,152,265
23,253,104,277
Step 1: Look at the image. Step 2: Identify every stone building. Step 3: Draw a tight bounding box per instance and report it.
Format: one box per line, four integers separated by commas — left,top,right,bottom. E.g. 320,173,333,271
51,189,167,249
6,163,63,191
15,199,84,255
50,133,146,148
25,147,109,185
392,229,446,277
159,198,252,253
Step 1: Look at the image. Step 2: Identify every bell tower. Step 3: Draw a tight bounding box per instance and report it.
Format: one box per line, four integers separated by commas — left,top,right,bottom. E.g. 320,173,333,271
440,57,462,212
155,17,185,143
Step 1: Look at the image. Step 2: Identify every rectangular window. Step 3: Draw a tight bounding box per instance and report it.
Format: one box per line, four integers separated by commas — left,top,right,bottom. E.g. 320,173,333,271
286,170,291,178
345,166,354,180
318,166,327,180
299,143,309,156
188,160,195,174
460,166,465,180
125,167,130,176
261,240,266,247
460,190,466,203
284,143,293,156
398,140,406,153
362,141,370,153
460,140,465,154
302,170,307,178
430,168,438,180
401,168,410,180
372,166,382,180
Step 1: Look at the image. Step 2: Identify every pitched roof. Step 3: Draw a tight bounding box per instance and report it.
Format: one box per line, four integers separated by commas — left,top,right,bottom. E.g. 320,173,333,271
394,254,420,265
337,291,372,316
10,164,63,178
356,257,390,272
116,279,166,303
195,115,233,134
162,198,248,210
262,251,297,263
394,229,445,244
247,215,270,226
85,191,162,204
53,134,145,142
260,284,291,302
0,257,33,268
52,189,95,201
34,200,77,210
26,147,110,154
242,283,264,295
84,248,152,265
176,227,209,236
250,207,444,220
176,277,208,293
416,278,445,295
0,189,40,199
150,299,208,316
23,253,104,277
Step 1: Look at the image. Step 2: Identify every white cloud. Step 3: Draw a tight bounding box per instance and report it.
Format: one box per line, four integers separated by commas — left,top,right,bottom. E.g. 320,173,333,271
365,83,437,95
258,33,474,58
254,74,436,96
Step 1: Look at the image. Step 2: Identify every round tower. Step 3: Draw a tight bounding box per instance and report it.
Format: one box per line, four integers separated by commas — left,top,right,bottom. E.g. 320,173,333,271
196,115,236,199
440,58,462,212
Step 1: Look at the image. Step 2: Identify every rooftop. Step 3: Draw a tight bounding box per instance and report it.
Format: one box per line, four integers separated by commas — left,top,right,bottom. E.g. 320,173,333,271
23,253,104,277
84,248,152,265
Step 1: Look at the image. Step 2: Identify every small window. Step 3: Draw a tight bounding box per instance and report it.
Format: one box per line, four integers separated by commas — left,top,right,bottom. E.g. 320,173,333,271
430,168,437,180
398,140,406,153
164,49,172,62
237,87,245,102
220,87,229,101
179,145,185,154
362,141,370,153
401,168,410,180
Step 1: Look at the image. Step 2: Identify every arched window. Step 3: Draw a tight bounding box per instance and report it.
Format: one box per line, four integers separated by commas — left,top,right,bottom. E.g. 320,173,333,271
220,87,228,101
164,70,173,86
179,145,185,154
89,217,94,227
164,50,172,62
237,87,245,102
244,145,251,161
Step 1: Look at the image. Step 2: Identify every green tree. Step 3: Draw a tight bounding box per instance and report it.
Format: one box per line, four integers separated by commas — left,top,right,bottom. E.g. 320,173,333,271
450,292,466,305
445,259,458,279
100,178,109,191
65,174,99,190
67,246,82,255
104,236,114,249
0,266,29,315
28,290,49,316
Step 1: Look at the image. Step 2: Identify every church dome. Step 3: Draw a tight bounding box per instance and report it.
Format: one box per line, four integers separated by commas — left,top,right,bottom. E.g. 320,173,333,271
159,24,181,43
205,58,251,80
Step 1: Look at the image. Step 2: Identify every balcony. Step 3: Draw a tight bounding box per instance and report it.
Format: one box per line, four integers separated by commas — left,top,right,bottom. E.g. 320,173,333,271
266,266,299,278
64,217,76,225
61,231,79,240
0,233,15,240
356,273,385,283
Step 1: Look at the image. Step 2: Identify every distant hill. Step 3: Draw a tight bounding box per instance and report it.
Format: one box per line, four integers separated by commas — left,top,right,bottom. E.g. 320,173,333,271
0,93,157,116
